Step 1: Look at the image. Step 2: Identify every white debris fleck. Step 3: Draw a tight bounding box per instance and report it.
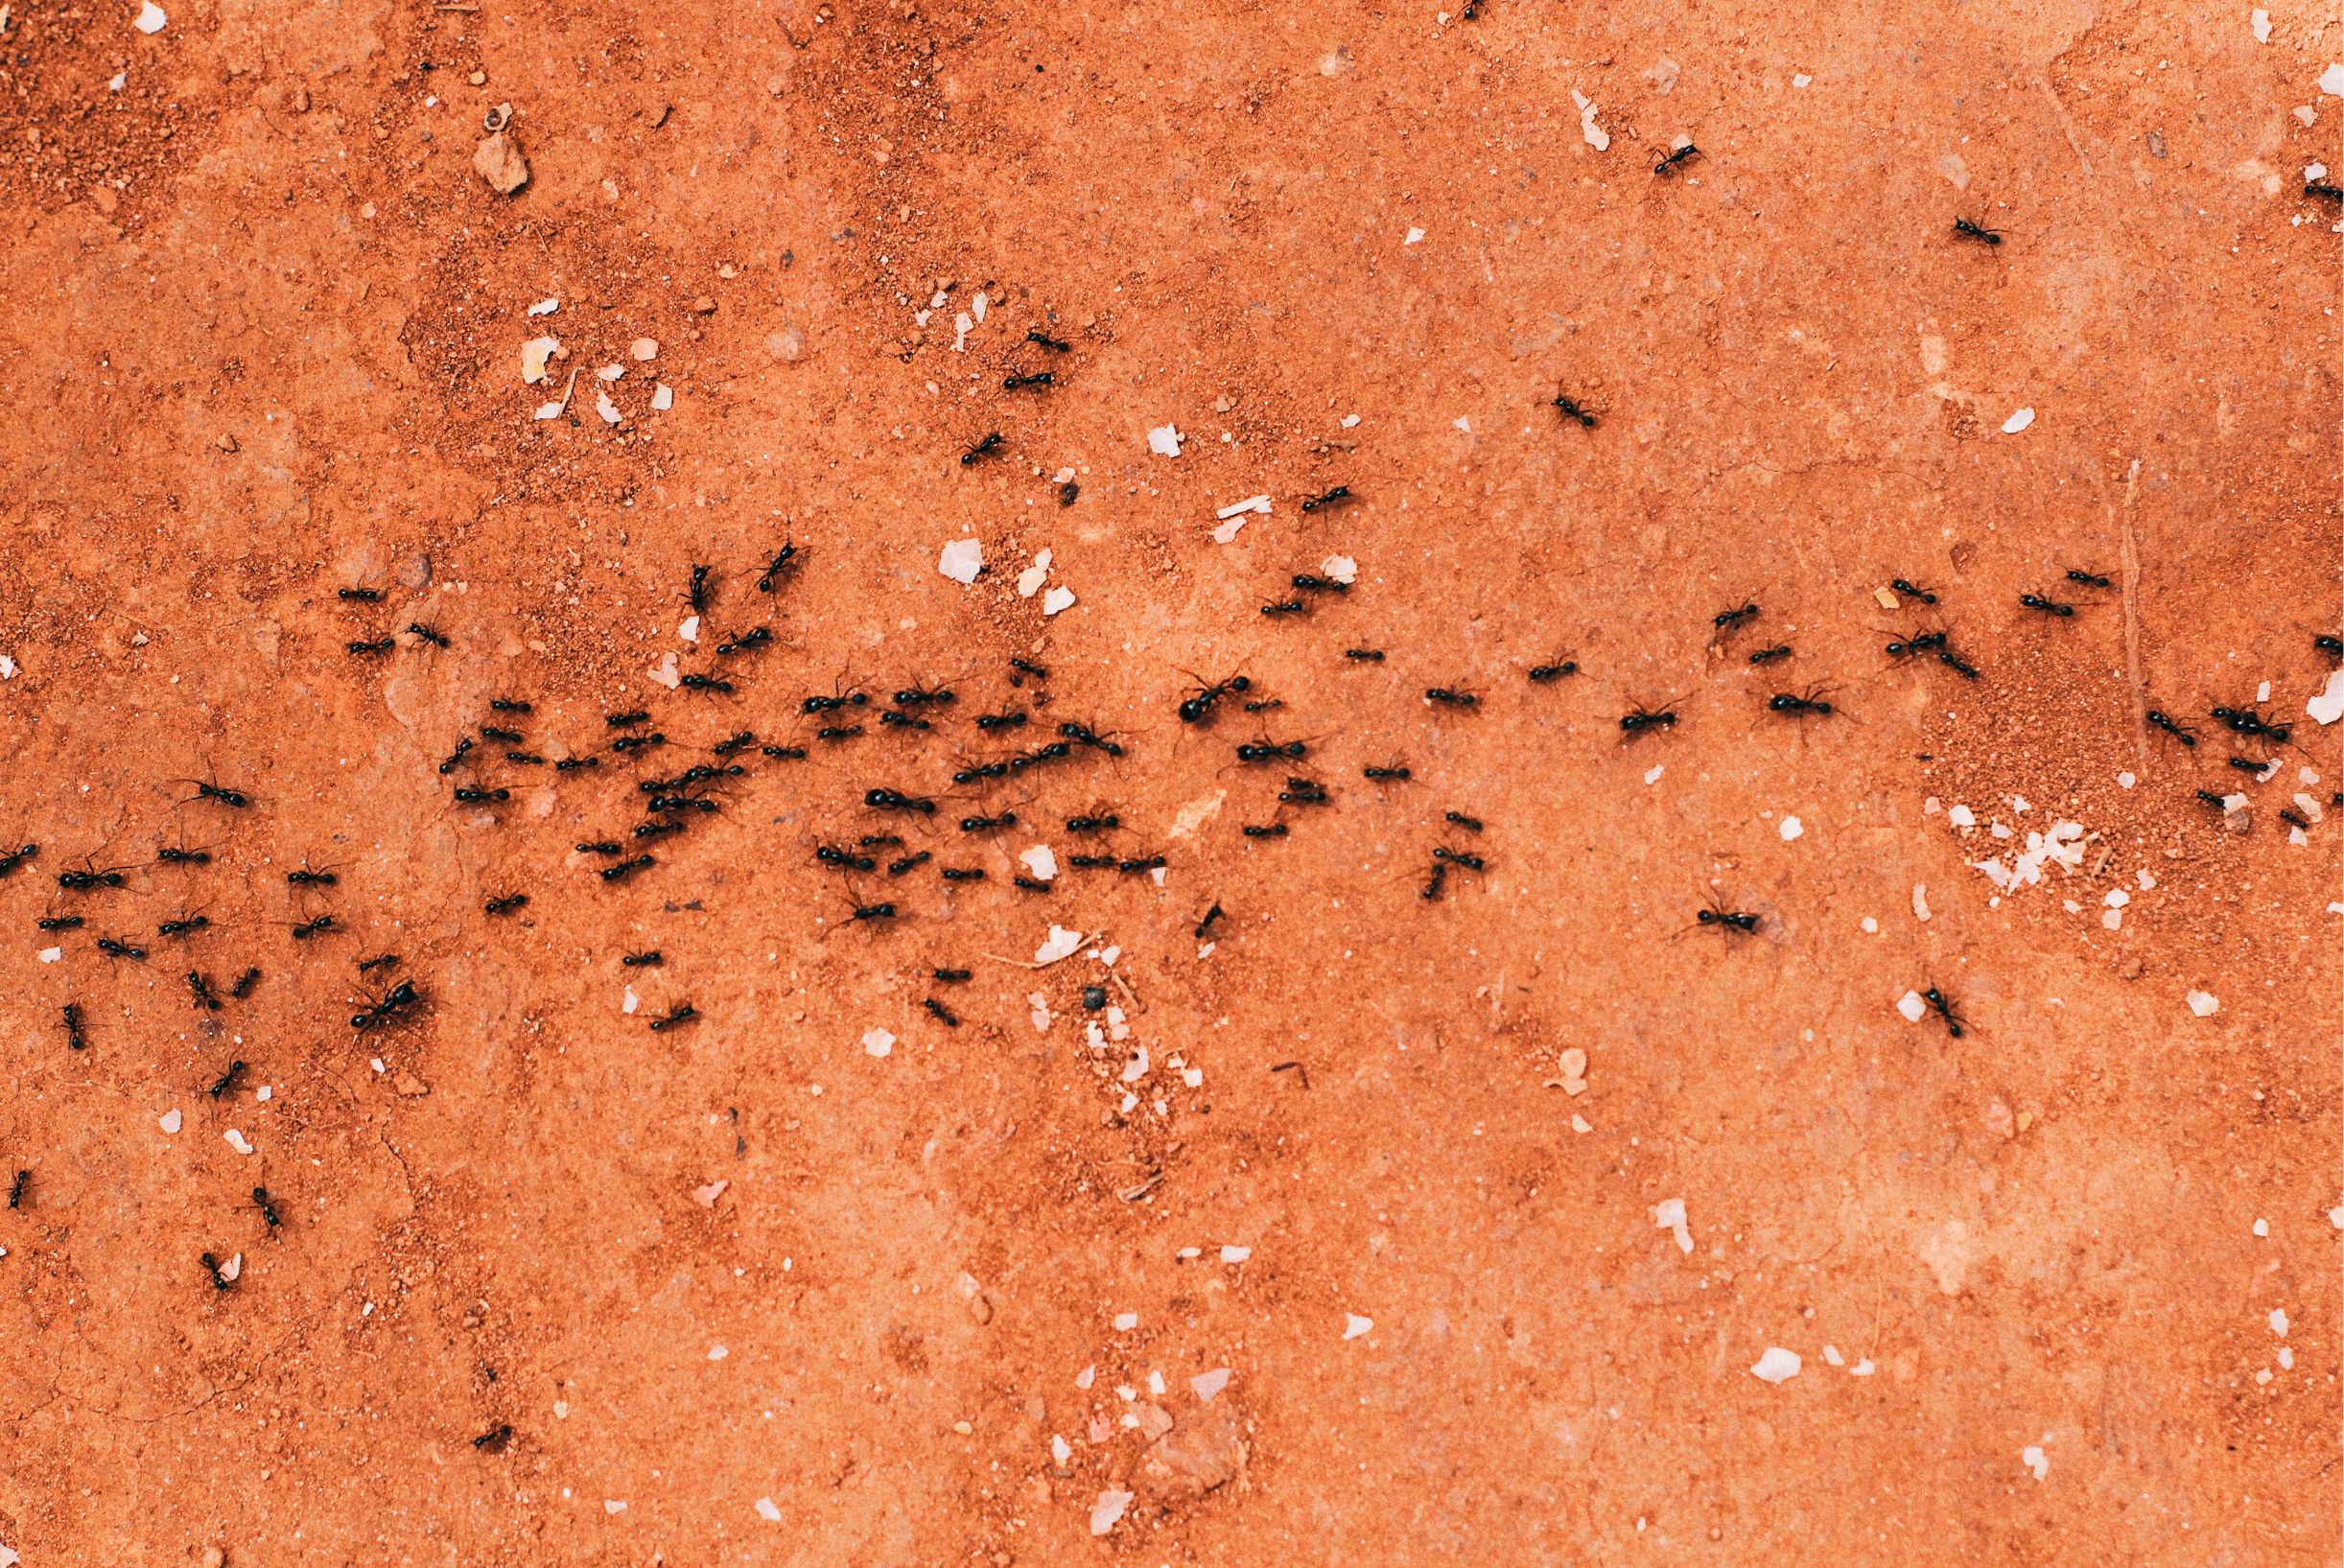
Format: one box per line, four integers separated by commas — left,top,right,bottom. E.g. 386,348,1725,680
1113,1311,1139,1330
1190,1368,1231,1401
1860,916,1879,933
218,1252,242,1282
1343,1313,1374,1340
938,537,984,584
1215,494,1272,520
1822,1345,1844,1367
2306,669,2344,725
604,1500,627,1515
1652,1198,1693,1254
133,0,166,32
1749,1346,1802,1384
0,655,15,679
37,947,59,963
1778,815,1804,841
1850,1358,1876,1375
1220,1245,1251,1263
2280,1346,2295,1369
594,389,621,426
1043,585,1076,616
1049,1434,1072,1465
527,297,559,316
521,336,561,383
754,1498,783,1522
2001,407,2035,433
1210,516,1249,545
1019,845,1058,881
1452,414,1471,433
1340,413,1361,428
1147,424,1184,457
1322,554,1358,584
1792,72,1813,86
971,290,989,323
1120,1047,1149,1084
2187,990,2219,1018
650,384,673,411
1571,90,1610,151
1643,764,1664,785
861,1027,895,1058
1403,226,1425,246
1036,924,1084,965
2117,770,2136,788
2251,9,2271,41
630,338,659,363
1018,550,1051,596
1911,883,1932,922
1089,1490,1133,1536
646,652,681,690
1897,990,1927,1023
1028,993,1051,1033
678,615,700,644
952,311,972,351
223,1129,254,1156
2271,1307,2289,1335
2321,63,2344,97
1948,804,1976,828
621,986,639,1016
158,1108,182,1135
708,1344,729,1361
2022,1445,2049,1481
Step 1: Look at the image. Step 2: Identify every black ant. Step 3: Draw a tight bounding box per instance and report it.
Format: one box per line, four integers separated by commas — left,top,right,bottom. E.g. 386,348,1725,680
1653,142,1699,176
866,787,937,814
356,953,399,973
1068,854,1115,870
758,544,800,593
489,697,532,714
681,674,734,694
1243,824,1288,839
0,843,35,878
2227,755,2271,777
1193,902,1226,939
1292,573,1350,595
182,779,250,809
607,710,651,728
251,1185,282,1230
1619,699,1681,737
1066,812,1120,832
1118,854,1166,874
717,627,774,656
2195,788,2234,813
961,811,1018,832
62,1003,87,1050
1748,644,1793,666
1444,811,1483,832
2147,710,2198,747
1885,630,1948,659
600,855,656,883
1260,598,1306,617
481,726,525,745
1009,657,1050,685
1691,891,1761,936
1952,218,2001,246
1529,658,1579,682
1420,861,1448,901
1890,577,1938,604
438,737,475,775
347,637,395,655
648,1002,698,1032
1026,328,1071,352
2281,807,2313,831
622,951,663,968
1345,649,1385,663
816,845,878,873
860,833,904,848
941,867,985,882
1432,847,1486,871
888,853,931,876
2211,705,2290,744
762,745,807,761
1938,649,1981,680
2065,569,2113,589
350,979,419,1030
688,565,714,614
186,971,222,1011
1922,985,1967,1038
407,622,452,649
36,915,82,932
1180,673,1251,724
2309,181,2344,202
158,910,211,939
58,863,129,891
98,935,149,960
611,735,667,754
961,432,1004,465
209,1059,247,1097
453,786,509,804
1059,721,1123,756
2019,594,2074,618
974,711,1028,732
1425,686,1478,708
8,1170,25,1209
292,914,335,940
157,844,213,865
1235,738,1308,763
230,968,262,998
849,901,898,924
1364,763,1412,781
1301,485,1353,512
339,586,384,602
286,865,338,887
879,712,928,736
1767,687,1838,717
635,820,685,842
1002,371,1054,390
200,1252,237,1291
713,732,758,758
925,998,961,1027
1552,392,1598,429
1711,601,1759,634
1279,778,1328,806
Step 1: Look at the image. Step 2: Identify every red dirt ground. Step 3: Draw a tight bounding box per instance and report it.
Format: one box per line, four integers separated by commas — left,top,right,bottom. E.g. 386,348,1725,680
2,0,2339,1563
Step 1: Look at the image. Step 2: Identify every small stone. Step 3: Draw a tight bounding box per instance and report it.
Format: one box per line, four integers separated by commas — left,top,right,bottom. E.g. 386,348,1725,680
201,1549,224,1568
216,433,238,453
468,69,486,85
630,338,659,362
765,325,807,362
1141,1402,1247,1497
472,130,530,196
1082,984,1108,1012
692,295,717,314
393,1072,430,1096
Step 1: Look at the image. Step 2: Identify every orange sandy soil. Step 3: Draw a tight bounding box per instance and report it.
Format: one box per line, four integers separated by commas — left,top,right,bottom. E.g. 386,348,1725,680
2,0,2340,1562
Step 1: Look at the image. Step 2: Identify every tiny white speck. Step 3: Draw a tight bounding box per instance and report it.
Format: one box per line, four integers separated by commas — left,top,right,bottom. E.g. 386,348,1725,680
133,0,167,32
1343,1313,1374,1340
1750,1346,1801,1383
1403,226,1425,245
158,1108,182,1135
1778,815,1804,841
862,1027,895,1058
755,1497,783,1522
2001,407,2035,433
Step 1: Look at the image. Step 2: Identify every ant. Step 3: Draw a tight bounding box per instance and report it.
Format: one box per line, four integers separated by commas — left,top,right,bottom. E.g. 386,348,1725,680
0,843,35,878
1653,142,1699,176
473,1424,515,1454
1420,861,1448,901
681,674,734,694
98,935,149,960
2316,634,2343,660
1432,847,1486,871
1059,720,1123,756
611,735,667,754
850,901,899,924
1938,649,1981,680
1235,738,1307,763
1529,658,1579,682
1279,777,1328,806
1890,577,1938,604
480,726,525,745
1002,371,1054,390
158,910,211,939
292,914,336,940
941,867,986,882
1748,644,1793,666
1242,824,1289,839
157,844,213,865
1009,657,1050,685
1766,687,1838,717
2065,569,2113,589
879,710,928,734
1952,217,2002,246
347,637,395,655
689,565,714,614
182,779,251,809
407,622,453,649
339,586,384,602
1711,601,1759,635
200,1252,237,1291
2227,757,2269,778
1260,598,1306,617
2019,594,2074,618
935,966,973,983
1619,699,1681,737
888,853,931,876
209,1060,247,1097
1444,811,1483,832
1068,854,1115,870
961,432,1005,465
1364,763,1412,781
1885,630,1948,659
1026,328,1072,352
439,737,475,775
230,968,262,998
2211,705,2290,744
894,679,958,708
649,1002,698,1032
8,1170,25,1209
816,845,878,873
186,971,222,1011
453,786,510,804
859,833,904,848
974,711,1028,732
1194,902,1226,939
1691,891,1761,936
600,855,656,883
1066,812,1120,832
961,811,1018,832
489,697,532,714
1301,485,1353,512
1291,573,1350,595
58,863,129,891
1180,673,1251,724
1345,649,1385,663
622,951,663,968
36,915,83,932
251,1185,282,1230
1119,854,1166,874
713,732,759,758
1425,686,1479,708
356,953,399,974
1551,391,1598,428
350,979,420,1030
2195,788,2234,813
2309,181,2344,202
926,998,961,1027
866,787,937,814
717,627,774,656
607,711,651,728
758,544,802,594
2147,710,2198,747
1922,986,1967,1038
2281,807,2313,831
286,865,338,887
63,1003,87,1050
1060,480,1082,506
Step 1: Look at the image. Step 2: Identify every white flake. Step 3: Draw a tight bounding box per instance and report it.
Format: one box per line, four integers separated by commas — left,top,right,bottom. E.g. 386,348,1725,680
755,1498,783,1522
1403,226,1425,246
223,1129,253,1155
1215,494,1272,520
1210,516,1249,545
1036,924,1084,965
2321,63,2344,96
37,947,59,963
527,298,560,316
133,0,166,32
1043,585,1076,616
646,652,681,690
2306,669,2344,725
2022,1445,2049,1481
2001,407,2035,433
604,1500,627,1514
1321,554,1358,585
862,1027,895,1058
1749,1346,1801,1383
1089,1490,1133,1536
1571,90,1610,151
594,389,621,426
678,615,700,644
1948,804,1976,828
1897,990,1927,1022
0,656,14,679
1452,414,1471,433
938,537,983,584
521,336,561,384
2252,9,2271,42
1147,424,1184,456
1778,815,1804,841
1911,883,1932,922
1343,1313,1374,1340
2187,990,2219,1018
621,986,639,1015
708,1344,729,1360
1822,1345,1844,1366
1643,764,1664,785
1019,845,1058,881
158,1108,182,1135
2271,1307,2289,1335
1652,1198,1693,1254
1219,1245,1252,1263
650,384,673,411
1190,1368,1231,1400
